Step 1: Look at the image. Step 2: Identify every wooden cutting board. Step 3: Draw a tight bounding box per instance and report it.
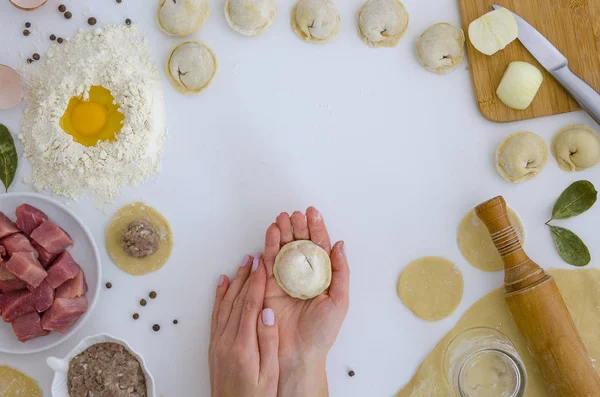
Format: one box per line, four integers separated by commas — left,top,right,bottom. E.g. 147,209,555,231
457,0,600,123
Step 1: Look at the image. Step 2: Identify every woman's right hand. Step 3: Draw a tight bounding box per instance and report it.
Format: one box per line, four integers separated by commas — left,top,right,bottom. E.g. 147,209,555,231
209,255,280,397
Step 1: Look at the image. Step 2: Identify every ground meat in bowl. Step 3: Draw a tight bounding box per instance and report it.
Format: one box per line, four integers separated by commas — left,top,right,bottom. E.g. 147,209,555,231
68,342,147,397
121,220,159,258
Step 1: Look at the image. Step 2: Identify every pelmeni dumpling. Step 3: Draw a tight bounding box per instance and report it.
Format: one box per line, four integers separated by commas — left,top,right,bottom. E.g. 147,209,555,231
157,0,209,37
552,125,600,171
358,0,409,48
291,0,340,43
167,41,218,94
225,0,277,36
416,23,465,74
496,131,548,183
274,241,331,300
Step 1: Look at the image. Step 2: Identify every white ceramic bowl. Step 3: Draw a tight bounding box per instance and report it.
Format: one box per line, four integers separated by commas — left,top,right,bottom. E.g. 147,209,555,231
47,333,156,397
0,193,101,354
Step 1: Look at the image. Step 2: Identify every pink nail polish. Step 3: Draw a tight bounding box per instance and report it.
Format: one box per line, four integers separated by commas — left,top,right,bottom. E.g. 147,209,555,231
240,255,250,267
218,275,225,286
262,308,275,326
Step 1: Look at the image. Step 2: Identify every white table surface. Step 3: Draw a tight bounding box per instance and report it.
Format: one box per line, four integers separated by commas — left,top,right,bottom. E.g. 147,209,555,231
1,0,599,395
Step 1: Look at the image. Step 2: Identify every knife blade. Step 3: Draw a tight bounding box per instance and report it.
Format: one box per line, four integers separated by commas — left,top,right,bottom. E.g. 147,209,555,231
492,5,567,72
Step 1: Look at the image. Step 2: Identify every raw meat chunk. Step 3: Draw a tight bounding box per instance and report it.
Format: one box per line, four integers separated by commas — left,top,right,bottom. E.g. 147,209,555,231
55,270,87,299
0,245,6,257
1,233,39,258
0,289,35,322
32,281,54,312
0,278,27,293
41,296,88,333
0,212,19,239
0,263,14,281
5,252,47,289
11,311,49,342
31,221,74,254
31,240,57,268
16,204,49,235
45,251,80,289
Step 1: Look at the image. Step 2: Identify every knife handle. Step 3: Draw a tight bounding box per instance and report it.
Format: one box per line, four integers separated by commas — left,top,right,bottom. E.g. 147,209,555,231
553,67,600,126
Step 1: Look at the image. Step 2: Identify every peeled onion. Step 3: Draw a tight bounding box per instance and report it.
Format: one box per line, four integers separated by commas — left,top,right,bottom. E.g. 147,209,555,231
496,61,543,110
0,65,23,110
9,0,48,10
468,8,517,56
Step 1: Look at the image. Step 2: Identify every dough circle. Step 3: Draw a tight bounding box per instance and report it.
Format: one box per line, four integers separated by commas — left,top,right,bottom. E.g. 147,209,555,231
551,124,600,172
397,256,463,322
0,366,42,397
416,23,465,74
358,0,409,48
106,202,174,276
167,41,218,94
496,131,548,183
157,0,210,37
457,208,525,272
225,0,277,36
274,241,331,299
291,0,341,44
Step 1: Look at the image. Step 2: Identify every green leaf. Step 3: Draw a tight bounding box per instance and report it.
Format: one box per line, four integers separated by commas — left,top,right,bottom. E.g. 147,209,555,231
550,226,591,267
0,124,18,193
552,180,597,220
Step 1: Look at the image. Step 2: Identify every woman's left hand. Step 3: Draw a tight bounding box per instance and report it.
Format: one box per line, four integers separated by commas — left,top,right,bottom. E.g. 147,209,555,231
209,255,280,397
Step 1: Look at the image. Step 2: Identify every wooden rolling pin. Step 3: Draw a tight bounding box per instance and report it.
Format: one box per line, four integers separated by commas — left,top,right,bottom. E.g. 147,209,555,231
475,196,600,397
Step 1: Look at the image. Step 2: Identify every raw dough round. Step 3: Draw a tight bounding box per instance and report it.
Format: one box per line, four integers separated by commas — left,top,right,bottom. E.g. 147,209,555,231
496,131,548,183
291,0,341,44
416,23,465,74
106,202,173,276
274,240,331,299
358,0,409,48
225,0,277,36
457,208,525,272
397,256,463,322
157,0,210,37
0,366,42,397
167,41,218,94
551,124,600,172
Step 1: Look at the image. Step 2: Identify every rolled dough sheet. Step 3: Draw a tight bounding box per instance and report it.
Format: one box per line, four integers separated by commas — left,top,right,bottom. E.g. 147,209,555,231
395,269,600,397
106,202,173,275
0,366,42,397
457,208,525,272
397,257,463,321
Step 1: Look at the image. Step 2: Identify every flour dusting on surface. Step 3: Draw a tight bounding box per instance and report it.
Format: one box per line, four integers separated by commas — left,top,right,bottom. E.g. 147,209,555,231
20,24,166,202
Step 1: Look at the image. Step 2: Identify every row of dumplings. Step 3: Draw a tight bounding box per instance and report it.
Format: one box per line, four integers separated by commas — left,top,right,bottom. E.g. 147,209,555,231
157,0,410,47
495,125,600,183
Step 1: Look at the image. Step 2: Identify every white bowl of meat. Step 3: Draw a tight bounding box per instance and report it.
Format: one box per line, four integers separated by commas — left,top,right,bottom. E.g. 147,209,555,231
47,333,155,397
0,193,100,354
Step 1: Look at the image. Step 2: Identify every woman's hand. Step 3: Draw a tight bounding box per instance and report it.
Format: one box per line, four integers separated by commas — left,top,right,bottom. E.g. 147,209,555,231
262,207,350,397
209,255,280,397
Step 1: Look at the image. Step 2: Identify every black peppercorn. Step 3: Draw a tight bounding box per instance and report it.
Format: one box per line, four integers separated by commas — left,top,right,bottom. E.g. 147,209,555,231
133,313,139,320
105,282,112,289
27,59,33,64
32,53,40,60
57,37,64,44
140,299,147,307
152,324,160,332
64,11,72,19
23,29,30,36
116,0,122,3
25,22,31,28
149,291,157,299
88,17,97,25
348,370,355,377
58,4,66,12
173,319,178,325
50,34,56,41
125,18,132,25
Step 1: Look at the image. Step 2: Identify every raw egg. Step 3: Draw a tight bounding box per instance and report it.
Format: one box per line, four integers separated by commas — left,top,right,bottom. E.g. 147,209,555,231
60,86,124,147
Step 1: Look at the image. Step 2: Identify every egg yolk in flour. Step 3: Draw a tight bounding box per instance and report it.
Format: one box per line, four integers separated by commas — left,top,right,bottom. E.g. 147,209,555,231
60,86,124,147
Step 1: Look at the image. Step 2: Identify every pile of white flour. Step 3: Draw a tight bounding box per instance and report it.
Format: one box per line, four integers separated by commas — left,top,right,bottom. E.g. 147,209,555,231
20,24,166,202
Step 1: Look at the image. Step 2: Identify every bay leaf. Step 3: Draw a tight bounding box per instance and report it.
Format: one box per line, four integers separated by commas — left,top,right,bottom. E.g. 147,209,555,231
550,226,591,267
0,124,18,193
552,180,597,220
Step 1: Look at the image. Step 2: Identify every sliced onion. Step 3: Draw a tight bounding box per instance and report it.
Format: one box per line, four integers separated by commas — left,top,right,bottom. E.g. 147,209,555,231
9,0,48,11
0,65,23,110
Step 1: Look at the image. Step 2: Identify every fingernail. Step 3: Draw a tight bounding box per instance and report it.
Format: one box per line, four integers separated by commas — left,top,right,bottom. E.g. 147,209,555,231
218,275,225,286
240,255,250,267
262,308,275,326
340,241,345,255
252,255,260,271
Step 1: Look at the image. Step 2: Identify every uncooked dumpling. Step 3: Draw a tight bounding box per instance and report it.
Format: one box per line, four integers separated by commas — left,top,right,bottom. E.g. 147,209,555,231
416,23,465,74
358,0,409,48
457,208,525,272
496,131,548,183
274,241,331,299
106,202,174,276
551,124,600,172
157,0,209,37
225,0,277,36
167,41,217,94
291,0,340,44
397,257,463,322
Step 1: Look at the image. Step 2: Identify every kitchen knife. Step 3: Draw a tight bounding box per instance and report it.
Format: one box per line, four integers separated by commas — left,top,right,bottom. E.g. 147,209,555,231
492,5,600,125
